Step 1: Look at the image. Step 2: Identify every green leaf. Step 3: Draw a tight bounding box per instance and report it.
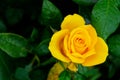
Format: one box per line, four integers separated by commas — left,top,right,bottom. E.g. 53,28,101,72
5,7,23,25
73,73,86,80
35,39,50,56
15,64,32,80
40,57,56,67
59,70,71,80
114,0,120,7
91,0,120,40
40,27,52,41
110,56,120,69
78,64,89,75
0,50,13,80
0,20,6,32
108,64,116,79
39,0,62,29
0,33,29,58
30,28,39,42
77,65,101,80
108,34,120,57
72,0,97,6
85,68,101,80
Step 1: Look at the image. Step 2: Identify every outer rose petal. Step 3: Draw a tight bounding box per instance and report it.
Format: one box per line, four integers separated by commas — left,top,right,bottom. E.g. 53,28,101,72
82,37,108,66
49,30,70,62
61,14,85,31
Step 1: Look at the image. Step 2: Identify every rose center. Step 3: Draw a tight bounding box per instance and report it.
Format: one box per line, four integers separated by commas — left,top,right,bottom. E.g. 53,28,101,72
73,37,87,53
68,27,91,54
73,35,86,47
76,38,85,45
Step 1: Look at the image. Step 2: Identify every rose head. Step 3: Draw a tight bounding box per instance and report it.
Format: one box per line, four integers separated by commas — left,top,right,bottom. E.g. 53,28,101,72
49,14,108,66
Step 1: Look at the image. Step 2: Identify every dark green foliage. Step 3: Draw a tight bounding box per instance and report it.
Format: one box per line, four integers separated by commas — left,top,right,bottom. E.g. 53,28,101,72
14,64,32,80
0,0,119,80
72,0,97,6
0,33,29,58
91,0,120,40
59,70,71,80
35,39,50,56
0,50,14,80
0,21,7,32
5,7,23,25
108,34,120,57
39,0,62,29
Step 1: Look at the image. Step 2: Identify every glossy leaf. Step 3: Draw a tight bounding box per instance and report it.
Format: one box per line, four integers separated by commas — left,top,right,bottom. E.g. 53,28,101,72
59,70,71,80
85,68,101,80
0,50,13,80
108,64,116,79
78,65,101,80
30,28,39,42
108,34,120,57
78,64,89,75
115,0,120,7
39,0,62,29
40,27,52,41
73,73,86,80
15,64,32,80
111,56,120,69
35,39,50,56
91,0,120,40
0,33,29,58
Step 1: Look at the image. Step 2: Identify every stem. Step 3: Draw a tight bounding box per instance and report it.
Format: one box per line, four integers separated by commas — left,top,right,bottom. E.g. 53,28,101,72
30,54,40,66
40,57,56,66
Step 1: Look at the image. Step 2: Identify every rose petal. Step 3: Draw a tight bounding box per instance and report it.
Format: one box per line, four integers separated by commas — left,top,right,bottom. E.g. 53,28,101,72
66,52,84,63
82,49,96,58
64,34,84,63
69,27,91,53
82,37,108,66
61,14,85,31
71,52,83,58
49,30,70,62
71,49,96,59
63,34,71,54
84,25,97,49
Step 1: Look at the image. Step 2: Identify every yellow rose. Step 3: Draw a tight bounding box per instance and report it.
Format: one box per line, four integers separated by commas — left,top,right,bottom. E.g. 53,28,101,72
49,14,108,66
